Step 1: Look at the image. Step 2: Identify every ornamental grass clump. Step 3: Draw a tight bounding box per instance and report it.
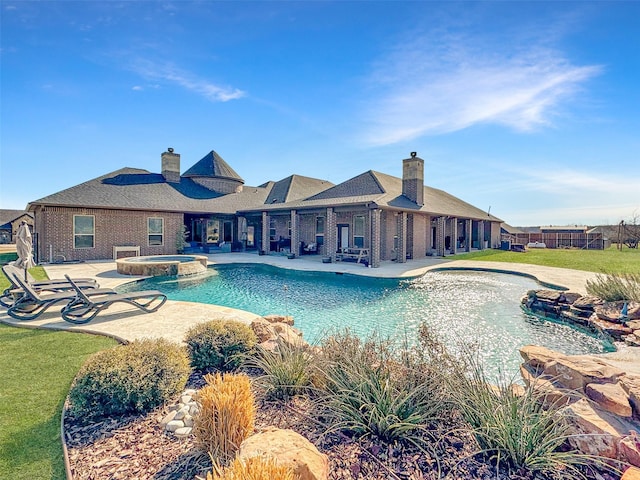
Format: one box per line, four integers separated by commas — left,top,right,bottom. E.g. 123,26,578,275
243,338,315,399
202,456,298,480
586,272,640,302
185,319,257,371
452,354,605,478
68,338,190,419
193,373,256,464
314,328,453,444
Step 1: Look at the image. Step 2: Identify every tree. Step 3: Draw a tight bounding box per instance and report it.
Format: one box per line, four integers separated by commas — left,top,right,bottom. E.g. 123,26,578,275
620,212,640,249
176,225,190,253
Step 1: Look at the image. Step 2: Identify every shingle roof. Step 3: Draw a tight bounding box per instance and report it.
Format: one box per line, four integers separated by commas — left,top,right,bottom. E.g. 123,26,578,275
501,223,525,234
244,170,502,222
308,171,384,200
26,153,500,222
182,150,244,183
28,168,269,214
0,209,32,227
265,175,334,204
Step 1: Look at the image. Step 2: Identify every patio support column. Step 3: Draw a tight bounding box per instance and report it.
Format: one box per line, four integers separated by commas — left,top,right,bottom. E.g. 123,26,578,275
478,221,485,250
326,207,337,261
261,211,269,254
397,212,407,263
436,216,446,257
370,208,381,268
451,217,458,255
465,219,472,252
290,210,299,256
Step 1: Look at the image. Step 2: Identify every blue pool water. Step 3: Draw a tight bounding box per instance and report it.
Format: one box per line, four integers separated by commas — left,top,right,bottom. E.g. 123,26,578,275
120,264,615,379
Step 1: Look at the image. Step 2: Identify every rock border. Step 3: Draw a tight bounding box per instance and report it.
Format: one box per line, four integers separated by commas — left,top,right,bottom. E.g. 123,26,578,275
521,290,640,468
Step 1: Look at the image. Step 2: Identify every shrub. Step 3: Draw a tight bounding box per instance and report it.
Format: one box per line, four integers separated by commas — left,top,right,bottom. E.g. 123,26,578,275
586,272,640,302
193,373,256,463
68,338,190,419
451,353,604,478
314,329,451,443
203,456,298,480
185,320,257,371
244,339,315,399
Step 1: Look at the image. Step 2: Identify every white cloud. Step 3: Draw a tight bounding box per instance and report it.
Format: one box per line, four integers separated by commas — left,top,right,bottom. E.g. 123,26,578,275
509,167,639,195
502,203,640,227
359,27,602,146
482,168,637,224
129,59,245,102
132,85,143,91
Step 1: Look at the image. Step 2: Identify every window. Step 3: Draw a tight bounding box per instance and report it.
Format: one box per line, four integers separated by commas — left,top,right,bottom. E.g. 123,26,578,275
287,220,292,238
206,219,219,244
74,215,94,248
354,215,365,248
269,218,276,241
148,217,164,246
223,221,233,243
246,226,255,247
316,216,325,245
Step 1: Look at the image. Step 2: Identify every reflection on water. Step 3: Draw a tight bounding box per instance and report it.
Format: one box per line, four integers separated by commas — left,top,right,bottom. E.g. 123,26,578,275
121,264,615,380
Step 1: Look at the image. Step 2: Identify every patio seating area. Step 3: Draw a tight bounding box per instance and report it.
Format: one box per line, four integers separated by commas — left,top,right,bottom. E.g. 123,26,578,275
336,247,370,266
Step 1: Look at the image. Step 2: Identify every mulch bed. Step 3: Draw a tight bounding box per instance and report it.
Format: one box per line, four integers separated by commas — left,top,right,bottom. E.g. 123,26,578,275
64,371,619,480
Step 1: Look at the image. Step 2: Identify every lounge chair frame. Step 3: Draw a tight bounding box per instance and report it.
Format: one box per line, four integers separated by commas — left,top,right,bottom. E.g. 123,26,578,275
61,275,167,324
6,273,114,321
0,264,98,308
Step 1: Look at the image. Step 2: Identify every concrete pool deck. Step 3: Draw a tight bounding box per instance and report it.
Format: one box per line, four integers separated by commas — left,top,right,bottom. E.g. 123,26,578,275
0,253,600,344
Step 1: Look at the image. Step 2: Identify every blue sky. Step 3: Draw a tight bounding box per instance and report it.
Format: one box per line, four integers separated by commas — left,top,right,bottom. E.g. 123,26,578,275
1,1,638,226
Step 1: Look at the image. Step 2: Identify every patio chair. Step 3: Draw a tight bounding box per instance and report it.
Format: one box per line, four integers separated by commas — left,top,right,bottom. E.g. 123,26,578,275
0,264,99,308
61,275,167,325
6,272,115,321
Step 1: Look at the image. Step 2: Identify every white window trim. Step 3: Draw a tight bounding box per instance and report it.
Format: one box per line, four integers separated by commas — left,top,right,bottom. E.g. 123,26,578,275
73,214,95,249
148,217,164,246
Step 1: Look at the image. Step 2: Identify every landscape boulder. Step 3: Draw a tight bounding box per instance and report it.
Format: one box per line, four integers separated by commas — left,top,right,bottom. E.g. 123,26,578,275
263,314,295,325
238,427,329,480
596,301,635,323
559,398,637,461
545,355,625,391
585,382,633,417
251,318,304,349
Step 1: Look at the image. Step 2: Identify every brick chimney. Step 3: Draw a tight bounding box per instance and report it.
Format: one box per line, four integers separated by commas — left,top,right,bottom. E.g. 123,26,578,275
402,152,424,206
161,148,181,183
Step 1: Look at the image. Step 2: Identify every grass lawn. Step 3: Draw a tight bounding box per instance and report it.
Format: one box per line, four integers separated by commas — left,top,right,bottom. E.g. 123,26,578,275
453,245,640,275
0,325,118,479
1,264,117,479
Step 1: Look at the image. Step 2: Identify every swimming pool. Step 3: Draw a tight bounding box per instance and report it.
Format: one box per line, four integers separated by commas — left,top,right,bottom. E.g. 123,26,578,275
119,264,615,379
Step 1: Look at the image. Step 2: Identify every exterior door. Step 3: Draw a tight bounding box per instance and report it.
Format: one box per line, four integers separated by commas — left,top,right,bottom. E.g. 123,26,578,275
337,224,350,250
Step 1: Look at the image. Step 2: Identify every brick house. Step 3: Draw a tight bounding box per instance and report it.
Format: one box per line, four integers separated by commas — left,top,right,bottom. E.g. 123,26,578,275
240,152,502,267
0,210,34,244
27,149,502,266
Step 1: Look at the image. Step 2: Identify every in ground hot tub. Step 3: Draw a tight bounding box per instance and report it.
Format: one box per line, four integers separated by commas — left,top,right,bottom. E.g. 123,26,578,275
116,255,208,277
